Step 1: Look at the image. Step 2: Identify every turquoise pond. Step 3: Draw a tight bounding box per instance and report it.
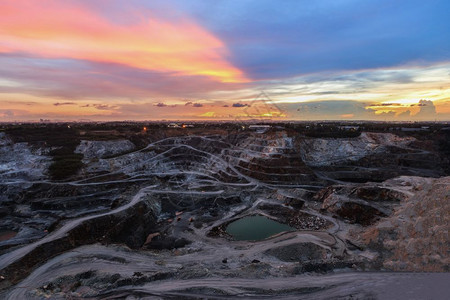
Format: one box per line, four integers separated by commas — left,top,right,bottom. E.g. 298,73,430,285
225,215,295,241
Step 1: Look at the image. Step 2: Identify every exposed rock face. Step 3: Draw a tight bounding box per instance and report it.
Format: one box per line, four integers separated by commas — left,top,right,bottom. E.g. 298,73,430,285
354,186,409,202
299,132,415,166
330,201,387,226
358,176,450,272
225,132,318,185
273,191,305,209
0,133,51,182
316,175,449,272
317,183,408,225
298,132,445,182
75,140,135,160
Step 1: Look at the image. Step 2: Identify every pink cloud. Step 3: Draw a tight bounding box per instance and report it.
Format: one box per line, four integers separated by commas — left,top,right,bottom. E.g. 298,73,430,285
0,0,247,83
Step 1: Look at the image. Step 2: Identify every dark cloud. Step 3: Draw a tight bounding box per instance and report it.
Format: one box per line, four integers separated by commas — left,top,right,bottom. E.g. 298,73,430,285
232,103,248,107
92,104,118,110
153,102,177,108
370,103,402,107
80,104,118,110
53,102,75,106
184,101,205,107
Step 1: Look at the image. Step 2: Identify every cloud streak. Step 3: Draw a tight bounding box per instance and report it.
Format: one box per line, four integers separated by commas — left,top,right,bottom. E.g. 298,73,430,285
53,102,76,106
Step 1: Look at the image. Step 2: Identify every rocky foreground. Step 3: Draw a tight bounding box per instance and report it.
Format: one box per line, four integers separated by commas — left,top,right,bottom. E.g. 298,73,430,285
0,125,449,298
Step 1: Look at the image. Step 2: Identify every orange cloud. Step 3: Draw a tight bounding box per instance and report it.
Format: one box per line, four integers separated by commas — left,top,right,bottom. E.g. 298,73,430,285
0,0,247,83
340,113,354,118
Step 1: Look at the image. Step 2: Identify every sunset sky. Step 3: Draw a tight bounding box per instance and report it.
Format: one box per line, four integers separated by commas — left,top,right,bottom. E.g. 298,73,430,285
1,0,449,121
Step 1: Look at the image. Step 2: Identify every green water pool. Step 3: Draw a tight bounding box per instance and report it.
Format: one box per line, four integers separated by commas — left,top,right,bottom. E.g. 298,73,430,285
226,215,295,241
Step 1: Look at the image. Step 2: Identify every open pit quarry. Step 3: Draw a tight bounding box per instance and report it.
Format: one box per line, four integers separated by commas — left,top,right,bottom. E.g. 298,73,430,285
0,125,449,299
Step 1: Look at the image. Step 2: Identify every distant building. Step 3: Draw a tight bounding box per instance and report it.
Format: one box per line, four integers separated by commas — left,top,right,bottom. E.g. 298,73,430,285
167,123,180,128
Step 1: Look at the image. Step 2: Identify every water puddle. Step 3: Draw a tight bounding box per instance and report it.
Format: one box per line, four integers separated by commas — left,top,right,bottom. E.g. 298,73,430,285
226,215,294,241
